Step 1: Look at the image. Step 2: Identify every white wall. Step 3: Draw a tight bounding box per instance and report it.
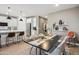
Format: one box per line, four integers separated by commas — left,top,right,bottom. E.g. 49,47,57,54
48,7,79,35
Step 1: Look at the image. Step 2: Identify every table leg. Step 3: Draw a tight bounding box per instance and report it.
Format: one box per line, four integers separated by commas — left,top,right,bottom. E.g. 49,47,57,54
0,44,2,48
30,46,33,55
39,49,41,55
36,47,37,55
0,39,2,48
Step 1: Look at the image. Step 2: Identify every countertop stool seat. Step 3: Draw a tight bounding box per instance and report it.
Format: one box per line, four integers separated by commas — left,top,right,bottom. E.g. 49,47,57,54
6,32,15,46
17,32,24,42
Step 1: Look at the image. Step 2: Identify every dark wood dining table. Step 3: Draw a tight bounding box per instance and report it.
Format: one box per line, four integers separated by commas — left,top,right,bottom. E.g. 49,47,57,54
23,35,62,55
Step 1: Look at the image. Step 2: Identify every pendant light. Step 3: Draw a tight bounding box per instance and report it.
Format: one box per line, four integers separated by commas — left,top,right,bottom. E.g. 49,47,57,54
19,11,23,21
20,18,23,21
7,16,11,19
7,7,11,19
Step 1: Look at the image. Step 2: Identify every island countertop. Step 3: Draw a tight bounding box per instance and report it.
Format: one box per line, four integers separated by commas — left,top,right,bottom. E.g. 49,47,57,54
0,30,24,34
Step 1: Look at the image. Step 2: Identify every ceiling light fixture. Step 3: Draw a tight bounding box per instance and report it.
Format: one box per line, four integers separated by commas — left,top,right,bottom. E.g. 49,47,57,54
55,4,59,7
20,18,23,21
45,16,48,18
7,7,11,19
7,16,11,19
19,11,23,21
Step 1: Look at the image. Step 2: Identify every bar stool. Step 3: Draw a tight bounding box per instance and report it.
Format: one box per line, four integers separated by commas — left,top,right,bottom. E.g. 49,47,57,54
6,32,15,46
17,32,24,42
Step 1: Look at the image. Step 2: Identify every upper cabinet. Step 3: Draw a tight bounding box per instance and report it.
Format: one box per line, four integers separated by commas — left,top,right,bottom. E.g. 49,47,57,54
0,22,8,26
0,16,18,30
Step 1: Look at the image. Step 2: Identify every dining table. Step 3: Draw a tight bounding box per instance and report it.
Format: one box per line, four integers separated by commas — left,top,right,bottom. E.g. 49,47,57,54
23,35,66,55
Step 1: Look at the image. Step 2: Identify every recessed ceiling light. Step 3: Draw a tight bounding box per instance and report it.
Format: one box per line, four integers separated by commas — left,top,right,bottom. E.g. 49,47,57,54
45,16,48,18
55,4,59,7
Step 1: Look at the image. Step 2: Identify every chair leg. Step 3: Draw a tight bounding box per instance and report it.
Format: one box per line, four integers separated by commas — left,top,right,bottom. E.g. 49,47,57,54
17,36,19,43
17,36,18,43
0,45,2,48
39,49,42,55
13,37,16,44
0,39,1,48
0,39,2,48
30,46,33,55
6,38,9,46
36,47,38,55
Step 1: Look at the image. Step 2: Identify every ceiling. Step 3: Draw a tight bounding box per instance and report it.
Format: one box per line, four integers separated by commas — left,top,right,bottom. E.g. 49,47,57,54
0,4,78,17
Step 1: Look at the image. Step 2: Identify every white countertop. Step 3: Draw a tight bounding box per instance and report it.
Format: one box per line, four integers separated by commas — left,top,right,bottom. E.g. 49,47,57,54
0,30,24,33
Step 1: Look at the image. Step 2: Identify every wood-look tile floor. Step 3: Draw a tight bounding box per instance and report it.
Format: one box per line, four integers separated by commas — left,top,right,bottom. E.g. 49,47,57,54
68,47,79,55
0,42,79,55
0,42,37,55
